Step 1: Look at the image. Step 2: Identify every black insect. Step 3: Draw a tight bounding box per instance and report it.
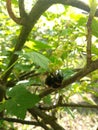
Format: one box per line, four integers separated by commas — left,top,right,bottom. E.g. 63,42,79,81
45,71,63,88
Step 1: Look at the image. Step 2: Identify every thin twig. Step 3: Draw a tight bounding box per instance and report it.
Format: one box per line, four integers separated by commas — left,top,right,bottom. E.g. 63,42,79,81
0,117,38,125
0,117,51,130
39,103,98,110
86,15,93,65
86,2,97,65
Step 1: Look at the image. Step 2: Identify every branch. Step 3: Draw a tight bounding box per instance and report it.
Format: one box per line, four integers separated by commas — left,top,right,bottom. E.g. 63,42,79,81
6,0,98,26
2,26,33,81
0,117,52,130
6,0,22,25
4,0,98,88
86,1,97,65
3,0,95,83
18,0,27,18
53,0,98,17
0,117,39,125
6,71,40,88
86,16,92,65
3,0,53,82
39,103,98,110
53,0,90,12
39,59,98,98
19,71,40,80
29,107,65,130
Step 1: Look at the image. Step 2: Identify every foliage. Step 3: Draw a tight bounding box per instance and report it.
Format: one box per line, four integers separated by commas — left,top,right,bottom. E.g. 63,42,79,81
0,0,98,130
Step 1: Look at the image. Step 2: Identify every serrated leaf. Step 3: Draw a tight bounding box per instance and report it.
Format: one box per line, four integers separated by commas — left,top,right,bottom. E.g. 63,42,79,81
7,85,40,107
26,51,50,70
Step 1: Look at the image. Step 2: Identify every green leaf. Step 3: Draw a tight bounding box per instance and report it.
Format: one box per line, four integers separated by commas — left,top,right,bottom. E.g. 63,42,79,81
92,19,98,37
43,95,51,105
25,40,50,50
12,0,18,5
6,85,40,119
26,51,50,70
92,45,98,55
0,103,5,112
7,85,40,108
15,63,33,72
64,108,75,119
89,0,97,16
5,99,26,119
62,68,74,79
33,40,50,50
77,17,87,26
83,96,96,105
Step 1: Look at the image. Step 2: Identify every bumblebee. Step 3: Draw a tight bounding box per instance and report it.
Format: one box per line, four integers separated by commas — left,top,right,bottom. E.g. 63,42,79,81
45,71,63,88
